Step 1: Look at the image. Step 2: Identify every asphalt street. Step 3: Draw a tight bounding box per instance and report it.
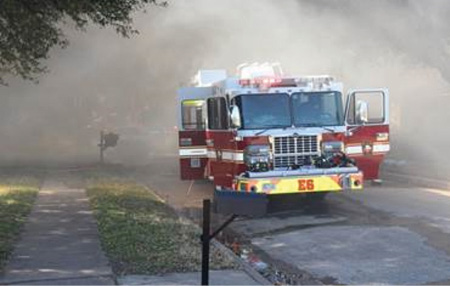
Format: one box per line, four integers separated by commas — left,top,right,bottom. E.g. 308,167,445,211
343,181,450,234
134,156,450,284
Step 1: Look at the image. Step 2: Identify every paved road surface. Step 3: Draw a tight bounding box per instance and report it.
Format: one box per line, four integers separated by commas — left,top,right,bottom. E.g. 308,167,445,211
134,156,450,284
136,157,450,231
344,180,450,233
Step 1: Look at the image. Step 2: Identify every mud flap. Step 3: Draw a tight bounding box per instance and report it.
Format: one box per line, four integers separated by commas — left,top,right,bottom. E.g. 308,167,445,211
213,190,268,217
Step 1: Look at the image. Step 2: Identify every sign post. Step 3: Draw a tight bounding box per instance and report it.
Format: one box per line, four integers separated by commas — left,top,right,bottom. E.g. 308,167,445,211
98,131,119,164
99,130,105,164
200,199,238,285
201,199,211,285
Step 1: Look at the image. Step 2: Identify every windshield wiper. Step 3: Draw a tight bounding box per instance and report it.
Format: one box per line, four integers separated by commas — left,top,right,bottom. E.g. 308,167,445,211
297,123,336,133
323,127,336,133
255,128,270,136
255,126,289,136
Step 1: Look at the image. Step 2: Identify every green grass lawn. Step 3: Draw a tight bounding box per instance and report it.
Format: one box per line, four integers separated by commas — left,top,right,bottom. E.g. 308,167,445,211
0,176,40,271
87,180,235,276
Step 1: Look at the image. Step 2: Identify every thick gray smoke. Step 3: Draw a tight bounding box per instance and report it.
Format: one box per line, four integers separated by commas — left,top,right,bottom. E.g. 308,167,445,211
0,0,449,177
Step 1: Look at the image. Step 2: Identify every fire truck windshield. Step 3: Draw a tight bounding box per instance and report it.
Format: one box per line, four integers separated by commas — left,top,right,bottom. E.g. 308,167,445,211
291,92,344,127
234,93,291,129
234,91,344,130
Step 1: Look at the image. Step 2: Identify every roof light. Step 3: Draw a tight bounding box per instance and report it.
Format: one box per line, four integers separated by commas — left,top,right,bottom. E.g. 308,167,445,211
238,79,251,86
237,62,283,79
295,76,334,87
236,63,336,90
239,76,283,89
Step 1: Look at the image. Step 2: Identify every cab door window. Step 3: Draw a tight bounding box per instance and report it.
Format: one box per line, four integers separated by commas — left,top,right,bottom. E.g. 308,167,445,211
207,97,229,130
181,100,206,130
347,91,385,125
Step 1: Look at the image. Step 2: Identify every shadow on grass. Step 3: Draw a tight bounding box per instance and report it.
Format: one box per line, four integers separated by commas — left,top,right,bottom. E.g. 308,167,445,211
0,186,38,272
87,181,235,276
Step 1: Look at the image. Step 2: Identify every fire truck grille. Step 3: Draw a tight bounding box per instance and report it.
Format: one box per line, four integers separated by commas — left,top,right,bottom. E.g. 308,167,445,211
273,135,319,168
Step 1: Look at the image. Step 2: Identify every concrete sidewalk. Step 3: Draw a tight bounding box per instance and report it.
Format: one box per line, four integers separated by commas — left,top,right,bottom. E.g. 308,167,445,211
0,179,114,285
118,270,261,285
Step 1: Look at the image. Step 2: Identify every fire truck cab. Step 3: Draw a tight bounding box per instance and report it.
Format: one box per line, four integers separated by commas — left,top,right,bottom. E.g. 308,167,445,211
177,63,389,215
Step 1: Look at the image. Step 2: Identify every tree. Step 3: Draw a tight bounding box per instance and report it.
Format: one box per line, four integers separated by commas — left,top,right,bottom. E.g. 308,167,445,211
0,0,167,85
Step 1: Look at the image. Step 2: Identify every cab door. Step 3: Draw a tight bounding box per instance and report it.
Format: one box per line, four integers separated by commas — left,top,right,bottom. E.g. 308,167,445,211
178,87,211,180
344,89,390,180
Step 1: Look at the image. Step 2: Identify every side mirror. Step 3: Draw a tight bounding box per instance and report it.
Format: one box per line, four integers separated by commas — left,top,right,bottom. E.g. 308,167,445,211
356,100,368,125
230,105,242,128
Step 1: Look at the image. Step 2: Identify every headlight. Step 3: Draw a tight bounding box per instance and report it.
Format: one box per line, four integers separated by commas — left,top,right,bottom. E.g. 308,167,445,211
244,144,271,172
321,141,344,154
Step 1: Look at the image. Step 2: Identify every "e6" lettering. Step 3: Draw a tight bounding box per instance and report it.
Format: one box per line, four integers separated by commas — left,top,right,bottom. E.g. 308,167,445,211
298,179,314,191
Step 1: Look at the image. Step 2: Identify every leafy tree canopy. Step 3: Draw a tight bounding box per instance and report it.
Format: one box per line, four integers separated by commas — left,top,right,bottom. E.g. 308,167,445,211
0,0,167,85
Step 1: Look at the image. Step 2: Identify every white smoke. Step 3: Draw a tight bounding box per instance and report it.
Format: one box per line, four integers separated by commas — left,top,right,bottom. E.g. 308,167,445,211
0,0,449,177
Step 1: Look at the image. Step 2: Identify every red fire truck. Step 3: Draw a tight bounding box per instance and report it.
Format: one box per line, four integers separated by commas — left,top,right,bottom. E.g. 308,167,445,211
178,63,389,215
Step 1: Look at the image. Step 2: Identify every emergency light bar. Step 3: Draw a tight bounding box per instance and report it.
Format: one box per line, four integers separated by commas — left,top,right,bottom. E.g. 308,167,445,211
238,77,283,87
238,76,335,89
295,75,335,86
237,62,283,79
236,63,336,90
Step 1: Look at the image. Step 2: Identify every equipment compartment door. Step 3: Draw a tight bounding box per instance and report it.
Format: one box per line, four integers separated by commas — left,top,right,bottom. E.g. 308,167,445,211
178,87,211,180
344,89,390,180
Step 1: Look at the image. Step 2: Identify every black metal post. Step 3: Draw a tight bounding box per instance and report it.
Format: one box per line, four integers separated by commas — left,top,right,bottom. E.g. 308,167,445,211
209,214,238,240
201,199,211,285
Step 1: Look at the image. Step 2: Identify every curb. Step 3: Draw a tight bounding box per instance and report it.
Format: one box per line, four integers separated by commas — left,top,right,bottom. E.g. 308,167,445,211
210,239,272,285
138,184,272,285
0,274,115,286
